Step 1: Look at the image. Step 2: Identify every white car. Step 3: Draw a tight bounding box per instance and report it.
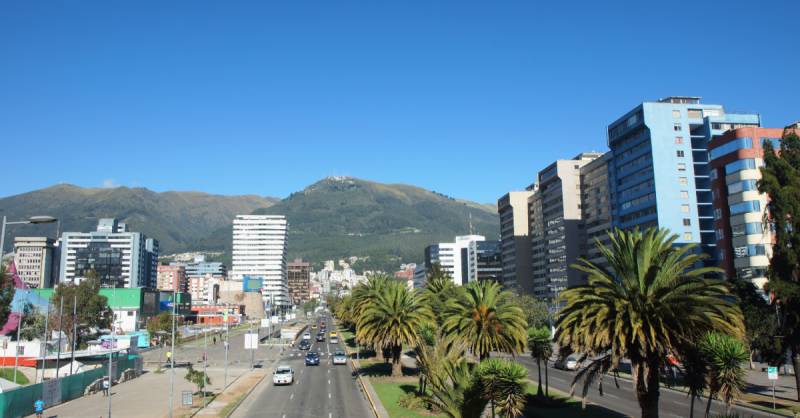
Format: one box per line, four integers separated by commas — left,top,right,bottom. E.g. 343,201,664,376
332,350,347,365
302,332,311,341
272,366,294,385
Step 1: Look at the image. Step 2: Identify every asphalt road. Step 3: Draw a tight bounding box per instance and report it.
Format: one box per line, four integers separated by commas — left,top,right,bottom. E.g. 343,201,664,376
233,315,374,418
515,356,784,418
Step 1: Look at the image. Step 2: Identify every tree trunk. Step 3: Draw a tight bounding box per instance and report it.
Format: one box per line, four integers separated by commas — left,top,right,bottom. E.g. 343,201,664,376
536,358,544,397
391,345,403,377
545,361,550,397
689,393,695,418
792,348,800,402
632,360,661,418
704,393,713,418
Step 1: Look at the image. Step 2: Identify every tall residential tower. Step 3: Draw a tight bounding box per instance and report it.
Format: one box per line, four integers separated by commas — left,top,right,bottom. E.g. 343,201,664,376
230,215,289,306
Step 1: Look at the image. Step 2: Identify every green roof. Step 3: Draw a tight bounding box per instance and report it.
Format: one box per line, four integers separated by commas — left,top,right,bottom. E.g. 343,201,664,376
31,287,144,309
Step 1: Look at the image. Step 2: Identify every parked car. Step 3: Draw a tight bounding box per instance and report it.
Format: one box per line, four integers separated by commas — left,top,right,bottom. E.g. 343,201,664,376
273,366,294,385
332,350,347,365
305,352,320,366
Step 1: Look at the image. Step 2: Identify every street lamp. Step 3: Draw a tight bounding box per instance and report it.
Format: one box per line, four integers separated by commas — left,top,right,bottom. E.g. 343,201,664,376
0,215,58,258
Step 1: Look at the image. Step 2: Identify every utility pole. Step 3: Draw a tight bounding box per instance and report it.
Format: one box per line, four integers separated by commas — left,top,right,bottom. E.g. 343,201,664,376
69,294,77,376
168,289,177,418
223,308,229,390
39,303,49,383
203,318,207,407
55,296,63,379
12,295,25,384
108,286,116,418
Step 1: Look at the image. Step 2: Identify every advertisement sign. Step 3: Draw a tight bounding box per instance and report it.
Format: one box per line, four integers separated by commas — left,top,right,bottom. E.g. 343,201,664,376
43,378,62,406
260,318,270,328
767,366,778,380
242,276,263,293
244,333,259,350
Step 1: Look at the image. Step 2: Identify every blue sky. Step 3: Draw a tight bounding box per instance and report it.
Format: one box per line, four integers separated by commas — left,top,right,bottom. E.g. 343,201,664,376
1,0,797,204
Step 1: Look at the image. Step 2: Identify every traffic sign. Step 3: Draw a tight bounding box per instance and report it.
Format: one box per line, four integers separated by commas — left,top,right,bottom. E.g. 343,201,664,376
768,366,778,380
244,333,258,350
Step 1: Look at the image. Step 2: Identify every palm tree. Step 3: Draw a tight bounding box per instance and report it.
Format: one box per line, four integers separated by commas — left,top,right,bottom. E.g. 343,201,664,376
443,280,527,360
528,327,552,397
357,281,432,377
421,264,459,323
425,356,487,418
556,227,744,418
475,359,528,418
700,333,749,417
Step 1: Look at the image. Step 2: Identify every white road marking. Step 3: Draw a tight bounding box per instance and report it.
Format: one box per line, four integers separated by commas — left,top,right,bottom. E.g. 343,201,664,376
290,393,294,400
328,392,332,399
328,379,330,385
282,415,286,418
329,413,332,418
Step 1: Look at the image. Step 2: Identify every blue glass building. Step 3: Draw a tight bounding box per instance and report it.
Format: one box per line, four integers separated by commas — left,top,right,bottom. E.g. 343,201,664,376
606,97,760,265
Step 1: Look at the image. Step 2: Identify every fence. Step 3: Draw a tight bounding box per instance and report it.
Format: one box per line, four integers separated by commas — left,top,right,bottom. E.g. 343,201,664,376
0,354,140,418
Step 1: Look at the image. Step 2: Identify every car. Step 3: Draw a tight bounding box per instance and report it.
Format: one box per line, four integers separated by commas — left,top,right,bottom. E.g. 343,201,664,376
332,350,347,365
320,321,326,328
272,366,294,385
311,324,317,329
305,352,320,366
555,354,582,371
330,336,339,344
298,340,311,350
302,332,311,341
316,333,325,342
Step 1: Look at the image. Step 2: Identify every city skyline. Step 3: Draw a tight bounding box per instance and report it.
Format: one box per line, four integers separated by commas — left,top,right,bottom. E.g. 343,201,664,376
2,1,798,203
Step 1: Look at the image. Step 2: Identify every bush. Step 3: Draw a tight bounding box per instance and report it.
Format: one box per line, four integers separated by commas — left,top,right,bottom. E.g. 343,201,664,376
397,392,428,410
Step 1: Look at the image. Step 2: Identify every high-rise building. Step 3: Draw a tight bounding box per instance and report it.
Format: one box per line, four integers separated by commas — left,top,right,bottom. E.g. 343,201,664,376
157,264,188,292
423,235,492,286
497,189,535,291
287,258,311,305
579,153,613,270
476,240,502,282
229,215,289,306
529,153,602,299
607,97,760,265
59,219,159,288
709,125,798,290
13,237,57,288
180,255,227,278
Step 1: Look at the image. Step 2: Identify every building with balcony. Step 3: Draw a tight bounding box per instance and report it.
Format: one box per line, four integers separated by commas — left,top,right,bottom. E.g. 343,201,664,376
157,264,187,292
579,153,613,270
708,125,798,290
287,258,311,305
13,237,57,288
229,215,289,306
606,97,760,266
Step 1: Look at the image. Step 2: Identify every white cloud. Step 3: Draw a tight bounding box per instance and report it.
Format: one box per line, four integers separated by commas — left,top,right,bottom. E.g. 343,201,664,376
102,179,119,188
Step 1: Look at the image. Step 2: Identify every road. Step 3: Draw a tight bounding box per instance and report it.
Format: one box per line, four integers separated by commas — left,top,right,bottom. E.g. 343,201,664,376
232,315,374,418
515,356,784,418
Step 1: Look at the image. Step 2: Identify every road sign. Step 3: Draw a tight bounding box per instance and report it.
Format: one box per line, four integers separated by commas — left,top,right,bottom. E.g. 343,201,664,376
768,366,778,380
182,390,193,406
244,333,258,350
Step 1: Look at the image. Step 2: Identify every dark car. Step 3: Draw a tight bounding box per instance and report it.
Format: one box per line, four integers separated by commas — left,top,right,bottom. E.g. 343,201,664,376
305,352,320,366
298,340,311,350
316,332,325,342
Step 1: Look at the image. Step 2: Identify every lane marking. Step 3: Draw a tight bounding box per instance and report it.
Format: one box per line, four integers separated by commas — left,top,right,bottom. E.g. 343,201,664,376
290,393,294,400
328,379,330,385
329,392,332,399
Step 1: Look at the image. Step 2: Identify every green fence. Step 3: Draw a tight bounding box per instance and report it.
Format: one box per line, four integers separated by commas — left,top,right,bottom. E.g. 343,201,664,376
0,354,140,418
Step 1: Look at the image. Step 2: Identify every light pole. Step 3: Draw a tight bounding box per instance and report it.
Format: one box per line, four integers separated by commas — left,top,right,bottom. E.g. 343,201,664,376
0,215,58,259
168,288,177,418
107,286,117,418
12,292,30,384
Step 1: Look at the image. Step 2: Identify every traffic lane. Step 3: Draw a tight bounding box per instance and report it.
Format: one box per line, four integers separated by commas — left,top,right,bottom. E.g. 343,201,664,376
327,334,373,418
516,356,779,418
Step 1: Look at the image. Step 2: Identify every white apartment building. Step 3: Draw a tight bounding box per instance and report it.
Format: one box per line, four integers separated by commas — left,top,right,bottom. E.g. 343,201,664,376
425,235,485,286
229,215,289,306
14,237,57,288
497,189,535,292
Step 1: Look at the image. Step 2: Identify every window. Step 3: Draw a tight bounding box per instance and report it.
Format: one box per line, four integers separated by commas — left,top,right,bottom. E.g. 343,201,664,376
761,137,781,149
734,244,766,258
674,123,682,132
732,222,764,237
729,200,761,216
725,159,757,175
679,177,688,186
716,229,725,240
683,232,693,240
709,137,753,160
672,110,681,119
680,190,689,199
675,136,684,144
677,163,686,171
676,150,685,158
687,109,703,119
683,218,691,226
681,204,690,213
714,208,722,220
727,179,757,194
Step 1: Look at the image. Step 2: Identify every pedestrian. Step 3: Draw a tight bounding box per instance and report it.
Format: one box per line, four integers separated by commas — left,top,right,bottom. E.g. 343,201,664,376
34,399,45,418
102,378,110,396
213,336,217,345
166,350,172,366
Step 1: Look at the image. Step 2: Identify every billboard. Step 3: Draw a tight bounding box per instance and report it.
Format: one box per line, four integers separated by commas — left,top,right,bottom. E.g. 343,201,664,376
243,276,263,293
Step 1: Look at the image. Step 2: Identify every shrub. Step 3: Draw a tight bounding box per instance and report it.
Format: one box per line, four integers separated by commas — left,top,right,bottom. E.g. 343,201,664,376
398,392,428,410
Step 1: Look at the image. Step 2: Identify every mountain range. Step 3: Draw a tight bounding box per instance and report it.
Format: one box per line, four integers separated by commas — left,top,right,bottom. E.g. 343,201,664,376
0,178,499,272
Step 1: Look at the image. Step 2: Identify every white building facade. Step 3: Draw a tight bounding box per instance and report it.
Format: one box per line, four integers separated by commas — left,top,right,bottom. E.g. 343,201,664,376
229,215,289,306
14,237,57,288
